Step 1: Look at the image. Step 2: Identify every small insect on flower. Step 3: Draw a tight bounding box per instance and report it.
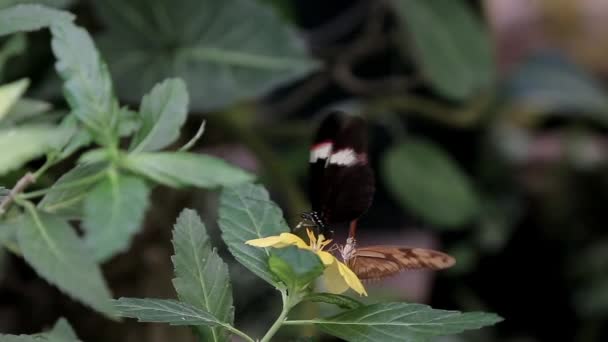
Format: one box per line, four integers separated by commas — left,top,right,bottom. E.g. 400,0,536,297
246,229,367,296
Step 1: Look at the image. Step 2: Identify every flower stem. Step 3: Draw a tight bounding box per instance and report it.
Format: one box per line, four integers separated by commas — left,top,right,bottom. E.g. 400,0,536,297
260,289,297,342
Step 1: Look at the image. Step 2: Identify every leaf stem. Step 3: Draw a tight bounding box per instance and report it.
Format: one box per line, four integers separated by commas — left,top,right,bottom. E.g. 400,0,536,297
283,320,317,325
0,154,59,215
260,289,297,342
221,324,256,342
32,155,57,180
18,170,107,200
179,120,206,151
0,172,35,216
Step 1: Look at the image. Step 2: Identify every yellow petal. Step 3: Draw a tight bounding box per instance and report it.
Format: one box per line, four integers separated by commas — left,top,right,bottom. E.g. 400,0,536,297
322,260,350,294
336,261,368,296
245,233,308,249
317,250,335,266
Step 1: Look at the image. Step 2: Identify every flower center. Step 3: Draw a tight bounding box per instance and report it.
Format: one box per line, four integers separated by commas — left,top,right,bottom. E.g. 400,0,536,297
306,228,332,252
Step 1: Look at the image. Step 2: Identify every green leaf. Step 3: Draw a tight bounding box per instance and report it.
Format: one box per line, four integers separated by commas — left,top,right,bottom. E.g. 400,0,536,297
171,208,233,342
124,152,254,188
130,78,189,152
92,0,319,110
82,172,150,261
46,318,80,342
506,53,608,125
38,163,106,218
16,210,115,317
1,98,52,128
269,246,323,290
382,140,480,227
50,20,119,145
0,335,43,342
0,215,19,248
303,293,363,310
310,302,503,342
0,78,28,120
0,0,75,10
117,107,140,137
393,0,495,100
113,298,223,326
56,116,93,159
0,125,65,176
217,183,289,285
0,4,73,36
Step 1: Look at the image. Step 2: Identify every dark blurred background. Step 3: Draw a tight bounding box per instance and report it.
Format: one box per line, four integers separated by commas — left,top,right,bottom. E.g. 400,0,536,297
2,0,608,341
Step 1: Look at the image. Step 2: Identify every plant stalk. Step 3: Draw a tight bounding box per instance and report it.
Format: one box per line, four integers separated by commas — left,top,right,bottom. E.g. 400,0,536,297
260,289,295,342
0,172,35,216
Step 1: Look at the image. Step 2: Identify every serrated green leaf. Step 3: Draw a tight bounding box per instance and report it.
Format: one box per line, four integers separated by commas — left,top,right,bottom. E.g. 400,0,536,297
16,210,115,317
124,152,254,188
0,4,73,36
0,125,65,176
393,0,495,100
92,0,318,110
1,98,52,128
38,163,106,218
382,140,480,227
0,0,74,10
55,115,93,159
303,293,363,310
82,172,150,261
46,318,80,342
0,78,28,120
269,246,323,290
130,78,189,153
306,302,502,342
217,183,289,285
0,335,44,342
50,20,119,145
113,298,223,326
171,209,233,342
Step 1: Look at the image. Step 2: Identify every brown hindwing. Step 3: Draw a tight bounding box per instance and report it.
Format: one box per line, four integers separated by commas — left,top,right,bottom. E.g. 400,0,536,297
347,246,456,280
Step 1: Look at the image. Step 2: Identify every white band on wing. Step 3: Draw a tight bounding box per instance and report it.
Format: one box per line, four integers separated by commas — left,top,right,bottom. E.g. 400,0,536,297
310,141,332,162
329,149,357,166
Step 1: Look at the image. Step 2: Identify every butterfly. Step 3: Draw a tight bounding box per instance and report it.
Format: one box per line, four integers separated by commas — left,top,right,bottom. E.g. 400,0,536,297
301,110,455,280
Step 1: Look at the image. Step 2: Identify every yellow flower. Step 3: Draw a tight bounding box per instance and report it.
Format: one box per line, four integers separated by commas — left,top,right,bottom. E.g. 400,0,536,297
246,229,367,296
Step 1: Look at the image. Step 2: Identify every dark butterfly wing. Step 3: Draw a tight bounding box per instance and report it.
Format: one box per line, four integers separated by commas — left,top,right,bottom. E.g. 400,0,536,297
309,111,375,226
309,112,340,212
349,246,456,280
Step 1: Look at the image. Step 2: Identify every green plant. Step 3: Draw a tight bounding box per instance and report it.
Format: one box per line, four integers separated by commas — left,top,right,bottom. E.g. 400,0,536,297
112,184,501,342
0,2,506,341
0,4,253,318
